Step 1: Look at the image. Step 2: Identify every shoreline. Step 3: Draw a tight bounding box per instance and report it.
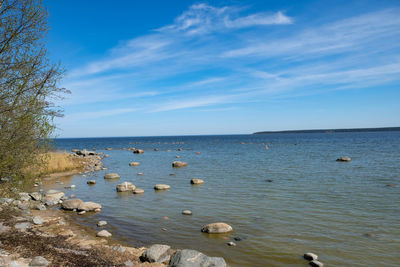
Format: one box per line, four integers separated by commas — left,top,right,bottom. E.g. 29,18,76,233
0,151,228,267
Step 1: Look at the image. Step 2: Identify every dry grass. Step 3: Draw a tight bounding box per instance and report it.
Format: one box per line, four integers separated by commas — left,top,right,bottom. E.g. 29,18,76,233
32,152,84,177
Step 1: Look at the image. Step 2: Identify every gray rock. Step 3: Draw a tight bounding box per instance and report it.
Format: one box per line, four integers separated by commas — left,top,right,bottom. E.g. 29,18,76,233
129,162,141,166
190,178,204,185
133,149,144,154
110,245,126,253
0,198,13,205
0,222,11,234
61,199,83,210
19,192,31,201
154,184,170,190
33,216,44,225
309,260,324,267
124,260,134,267
29,256,49,266
97,220,107,227
87,180,96,185
304,252,318,261
201,222,233,234
35,204,46,211
133,188,144,194
168,249,227,267
78,201,101,212
116,182,136,192
29,192,42,201
182,210,192,215
17,201,30,210
64,184,76,189
96,230,112,237
45,189,65,200
227,241,236,246
141,244,171,263
15,222,31,230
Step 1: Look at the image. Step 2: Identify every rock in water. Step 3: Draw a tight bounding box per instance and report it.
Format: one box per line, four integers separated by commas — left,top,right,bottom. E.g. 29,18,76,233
168,249,227,267
154,184,170,190
336,156,351,162
190,178,204,185
104,173,120,179
87,180,96,185
61,199,83,210
78,202,101,212
172,161,188,168
226,241,236,246
97,221,107,227
116,182,136,192
29,256,49,266
141,244,171,263
182,210,192,215
133,188,144,194
309,260,324,267
133,149,144,154
129,162,141,166
96,230,112,237
201,222,233,234
304,252,318,261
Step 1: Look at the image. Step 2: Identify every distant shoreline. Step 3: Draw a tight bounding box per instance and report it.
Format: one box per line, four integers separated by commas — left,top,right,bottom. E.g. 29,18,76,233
253,126,400,134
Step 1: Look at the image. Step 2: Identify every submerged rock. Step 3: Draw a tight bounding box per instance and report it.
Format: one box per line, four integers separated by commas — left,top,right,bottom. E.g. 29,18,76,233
133,149,144,154
201,222,233,234
116,182,136,192
87,180,96,185
97,221,107,227
141,244,171,263
226,241,236,246
78,201,101,212
154,184,170,190
309,260,324,267
172,161,188,168
133,188,144,194
182,210,192,215
168,249,227,267
104,173,120,179
129,162,141,166
336,156,351,162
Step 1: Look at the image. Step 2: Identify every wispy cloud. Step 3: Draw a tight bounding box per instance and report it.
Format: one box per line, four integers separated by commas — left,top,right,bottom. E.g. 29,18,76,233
64,108,137,122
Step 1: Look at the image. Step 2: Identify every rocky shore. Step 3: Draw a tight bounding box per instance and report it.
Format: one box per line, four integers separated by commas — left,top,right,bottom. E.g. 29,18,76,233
0,150,228,267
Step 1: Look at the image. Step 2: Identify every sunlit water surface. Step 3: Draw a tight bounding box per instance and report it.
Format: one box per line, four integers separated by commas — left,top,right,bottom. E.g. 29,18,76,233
43,132,400,266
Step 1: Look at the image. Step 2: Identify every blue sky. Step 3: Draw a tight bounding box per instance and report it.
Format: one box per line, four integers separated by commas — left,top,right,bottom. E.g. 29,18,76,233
44,0,400,137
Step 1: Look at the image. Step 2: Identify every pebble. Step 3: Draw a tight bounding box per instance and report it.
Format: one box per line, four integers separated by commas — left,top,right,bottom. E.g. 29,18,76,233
309,260,324,267
97,221,107,227
233,237,242,241
137,172,144,175
161,228,167,231
227,241,236,246
32,216,44,225
154,184,171,190
182,210,192,215
78,211,86,215
190,178,204,185
162,216,169,220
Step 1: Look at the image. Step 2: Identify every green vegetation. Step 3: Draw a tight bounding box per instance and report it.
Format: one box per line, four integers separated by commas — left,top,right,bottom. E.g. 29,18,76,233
0,0,67,191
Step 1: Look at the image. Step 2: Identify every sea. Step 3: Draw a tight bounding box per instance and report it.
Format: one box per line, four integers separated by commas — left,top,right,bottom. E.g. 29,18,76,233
46,131,400,266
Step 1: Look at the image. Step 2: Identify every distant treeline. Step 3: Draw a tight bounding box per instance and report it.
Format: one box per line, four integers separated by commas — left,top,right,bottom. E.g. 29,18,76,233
253,127,400,134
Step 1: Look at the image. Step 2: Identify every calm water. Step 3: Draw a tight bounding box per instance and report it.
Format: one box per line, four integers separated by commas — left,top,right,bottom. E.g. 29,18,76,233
46,132,400,266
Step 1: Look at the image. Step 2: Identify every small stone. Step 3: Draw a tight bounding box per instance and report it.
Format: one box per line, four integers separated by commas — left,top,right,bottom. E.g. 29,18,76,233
129,162,141,166
133,188,144,194
97,221,107,227
233,237,242,241
227,241,236,246
78,211,86,215
87,180,96,185
64,184,76,189
29,192,42,201
386,184,396,187
154,148,159,151
182,210,192,215
35,204,46,211
195,152,201,154
336,156,351,162
104,173,120,179
141,244,171,263
175,156,181,158
96,230,112,237
137,172,144,175
94,208,101,212
29,256,49,266
116,182,136,192
133,149,144,154
33,216,44,225
177,148,183,151
265,179,273,182
154,184,170,190
172,161,188,168
161,228,167,231
169,173,175,176
124,260,134,267
309,260,324,267
190,178,204,185
304,252,318,261
162,216,169,220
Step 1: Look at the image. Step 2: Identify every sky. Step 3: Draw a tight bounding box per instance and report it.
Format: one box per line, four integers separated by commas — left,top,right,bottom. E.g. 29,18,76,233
43,0,400,137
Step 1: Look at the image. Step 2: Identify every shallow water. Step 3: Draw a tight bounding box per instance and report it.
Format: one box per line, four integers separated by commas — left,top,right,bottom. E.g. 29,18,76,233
47,132,400,266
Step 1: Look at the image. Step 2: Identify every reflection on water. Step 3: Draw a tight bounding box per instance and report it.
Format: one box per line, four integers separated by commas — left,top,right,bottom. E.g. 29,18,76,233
39,132,400,266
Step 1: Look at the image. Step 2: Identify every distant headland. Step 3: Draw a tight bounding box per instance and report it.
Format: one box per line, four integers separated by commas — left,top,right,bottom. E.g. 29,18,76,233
253,127,400,134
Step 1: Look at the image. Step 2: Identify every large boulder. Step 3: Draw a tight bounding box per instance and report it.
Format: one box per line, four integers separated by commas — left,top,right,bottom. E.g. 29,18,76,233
201,223,233,234
141,244,172,263
78,201,101,212
154,184,170,190
116,182,136,192
168,249,227,267
104,173,120,179
172,161,188,168
61,199,83,210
